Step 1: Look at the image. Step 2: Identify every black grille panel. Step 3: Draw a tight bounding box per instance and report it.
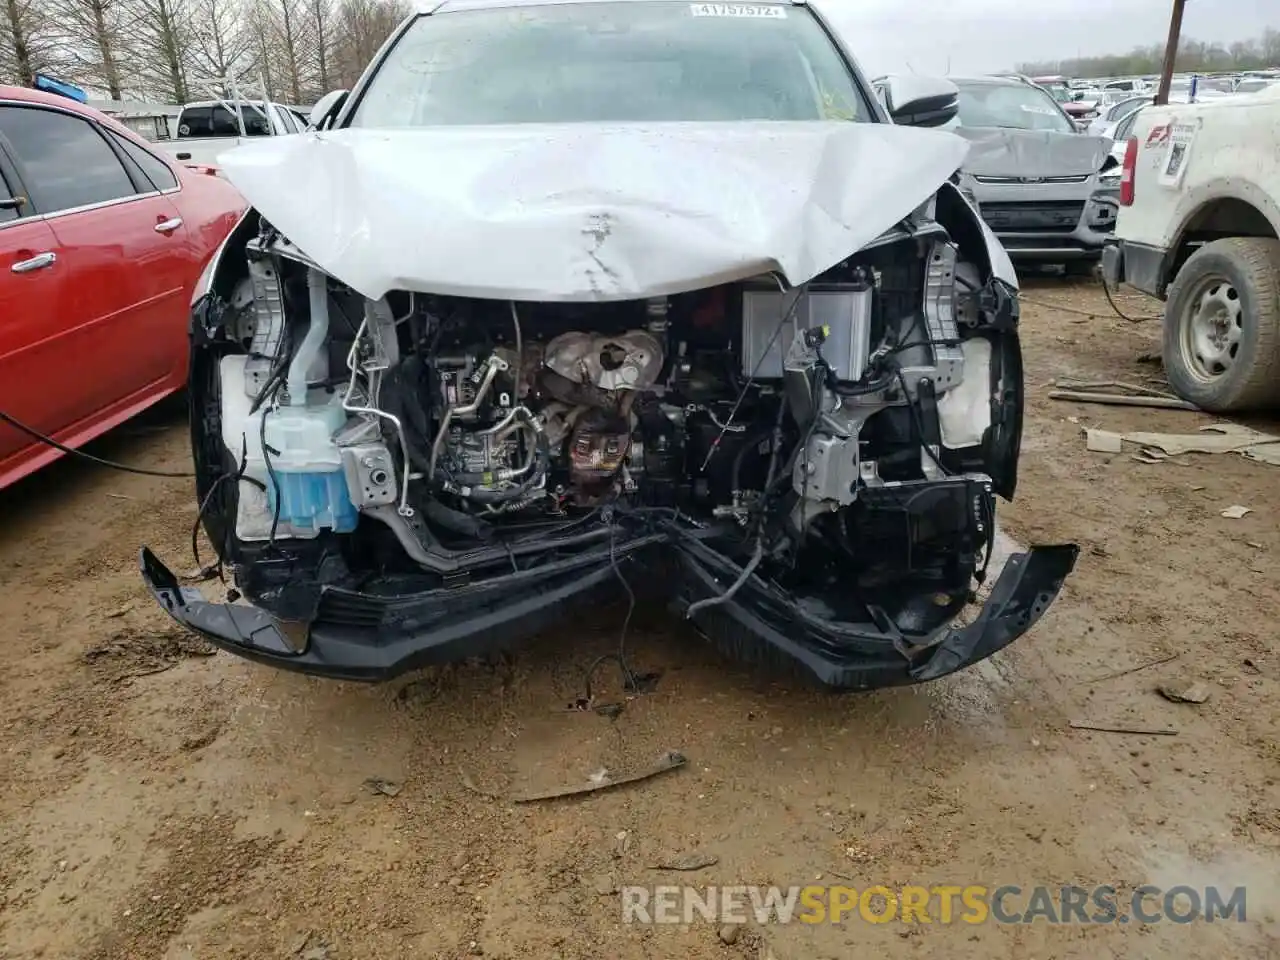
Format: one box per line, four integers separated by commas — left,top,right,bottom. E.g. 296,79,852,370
316,591,385,628
981,201,1085,234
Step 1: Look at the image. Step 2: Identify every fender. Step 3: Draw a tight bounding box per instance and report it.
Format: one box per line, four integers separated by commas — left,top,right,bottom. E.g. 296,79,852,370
192,209,258,305
1167,178,1280,255
935,180,1019,289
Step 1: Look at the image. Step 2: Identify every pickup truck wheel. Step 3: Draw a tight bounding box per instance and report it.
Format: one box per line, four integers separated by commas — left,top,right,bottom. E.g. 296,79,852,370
1163,237,1280,412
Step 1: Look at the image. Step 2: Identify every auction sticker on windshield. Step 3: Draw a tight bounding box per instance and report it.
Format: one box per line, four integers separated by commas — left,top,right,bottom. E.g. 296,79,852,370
690,3,787,17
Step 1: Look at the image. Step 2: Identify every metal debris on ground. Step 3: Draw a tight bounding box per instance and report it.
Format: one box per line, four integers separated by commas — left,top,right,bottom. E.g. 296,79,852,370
650,850,720,872
1078,651,1181,685
1124,424,1280,463
1085,429,1124,453
1082,423,1280,466
1158,680,1212,704
1052,378,1198,410
363,777,402,797
513,750,686,802
1068,721,1179,736
460,750,688,804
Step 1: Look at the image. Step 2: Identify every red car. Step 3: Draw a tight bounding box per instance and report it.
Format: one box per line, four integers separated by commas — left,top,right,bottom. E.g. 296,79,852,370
0,86,246,488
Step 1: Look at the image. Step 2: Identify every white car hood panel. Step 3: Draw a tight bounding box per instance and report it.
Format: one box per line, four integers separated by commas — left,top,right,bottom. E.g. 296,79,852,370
217,121,971,302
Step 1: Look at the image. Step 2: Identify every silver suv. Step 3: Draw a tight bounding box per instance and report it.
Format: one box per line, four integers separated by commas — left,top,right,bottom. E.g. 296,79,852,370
943,75,1118,274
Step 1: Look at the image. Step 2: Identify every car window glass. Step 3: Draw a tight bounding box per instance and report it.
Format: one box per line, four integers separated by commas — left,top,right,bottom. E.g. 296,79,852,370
178,106,212,136
1116,109,1140,141
354,2,868,126
0,106,136,214
0,169,20,223
210,106,241,135
233,105,272,136
107,130,178,190
954,82,1076,134
275,106,299,133
245,107,272,135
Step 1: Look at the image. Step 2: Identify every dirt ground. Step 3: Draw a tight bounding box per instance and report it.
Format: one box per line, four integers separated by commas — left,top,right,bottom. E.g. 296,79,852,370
1,277,1278,960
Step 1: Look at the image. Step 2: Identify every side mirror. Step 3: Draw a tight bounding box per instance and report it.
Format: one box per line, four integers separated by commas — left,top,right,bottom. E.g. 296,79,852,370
309,89,350,131
877,75,960,128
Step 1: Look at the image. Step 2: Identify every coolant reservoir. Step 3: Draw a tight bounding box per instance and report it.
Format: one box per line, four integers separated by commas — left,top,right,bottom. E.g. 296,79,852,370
261,398,357,535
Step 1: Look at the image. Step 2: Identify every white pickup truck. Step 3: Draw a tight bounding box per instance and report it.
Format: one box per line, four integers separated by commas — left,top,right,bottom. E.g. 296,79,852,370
158,99,308,166
1103,85,1280,412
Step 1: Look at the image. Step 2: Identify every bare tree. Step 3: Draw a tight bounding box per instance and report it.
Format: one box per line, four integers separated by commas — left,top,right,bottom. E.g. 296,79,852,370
186,0,252,90
277,0,302,101
246,0,306,103
1,0,58,85
330,0,404,87
1263,28,1280,67
309,0,328,92
49,0,132,97
132,0,191,100
243,0,273,98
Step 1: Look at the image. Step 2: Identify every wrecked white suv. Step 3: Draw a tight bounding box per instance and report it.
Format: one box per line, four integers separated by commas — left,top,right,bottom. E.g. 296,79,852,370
141,0,1077,690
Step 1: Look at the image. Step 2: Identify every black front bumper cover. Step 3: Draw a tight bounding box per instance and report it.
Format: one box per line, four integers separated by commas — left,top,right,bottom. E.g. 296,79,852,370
140,534,1078,690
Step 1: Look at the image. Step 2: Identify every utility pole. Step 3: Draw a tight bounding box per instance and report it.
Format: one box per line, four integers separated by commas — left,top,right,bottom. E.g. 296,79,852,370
1154,0,1187,105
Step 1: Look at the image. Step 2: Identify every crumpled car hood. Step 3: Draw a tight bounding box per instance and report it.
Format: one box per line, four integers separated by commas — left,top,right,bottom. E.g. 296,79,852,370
953,127,1110,178
216,122,971,302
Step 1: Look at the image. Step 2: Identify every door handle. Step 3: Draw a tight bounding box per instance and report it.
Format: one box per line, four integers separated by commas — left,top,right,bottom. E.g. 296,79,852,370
155,217,183,234
11,251,56,273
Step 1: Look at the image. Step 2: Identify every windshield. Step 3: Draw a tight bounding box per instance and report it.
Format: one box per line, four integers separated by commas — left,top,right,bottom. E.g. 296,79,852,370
351,1,870,126
954,82,1076,134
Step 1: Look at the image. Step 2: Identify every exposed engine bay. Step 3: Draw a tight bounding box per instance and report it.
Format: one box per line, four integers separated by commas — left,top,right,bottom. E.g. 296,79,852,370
217,222,1015,557
167,190,1076,692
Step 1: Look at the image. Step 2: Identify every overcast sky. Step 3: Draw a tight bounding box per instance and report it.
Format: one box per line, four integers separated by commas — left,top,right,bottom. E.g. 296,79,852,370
817,0,1277,77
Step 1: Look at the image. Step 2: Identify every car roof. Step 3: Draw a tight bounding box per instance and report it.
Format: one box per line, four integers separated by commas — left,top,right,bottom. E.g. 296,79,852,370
429,0,803,12
0,84,111,118
948,76,1033,88
182,100,270,109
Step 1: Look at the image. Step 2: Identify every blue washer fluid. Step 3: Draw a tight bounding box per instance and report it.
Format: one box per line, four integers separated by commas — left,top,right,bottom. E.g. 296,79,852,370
267,469,359,533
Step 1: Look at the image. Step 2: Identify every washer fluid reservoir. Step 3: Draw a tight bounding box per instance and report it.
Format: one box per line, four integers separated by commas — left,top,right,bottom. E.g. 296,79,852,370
262,398,358,535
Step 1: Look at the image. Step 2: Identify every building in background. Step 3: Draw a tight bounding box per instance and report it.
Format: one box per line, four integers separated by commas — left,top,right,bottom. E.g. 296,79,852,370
87,100,183,141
